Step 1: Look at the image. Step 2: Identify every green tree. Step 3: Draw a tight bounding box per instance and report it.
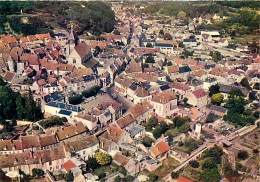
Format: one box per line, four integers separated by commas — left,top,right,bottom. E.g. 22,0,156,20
164,33,172,40
145,55,155,64
211,93,224,105
209,84,220,96
240,77,251,90
146,42,153,47
152,123,168,139
86,156,100,170
171,172,179,179
24,92,43,121
177,11,186,18
69,94,83,105
114,176,121,182
65,171,74,182
237,150,249,160
225,91,246,113
202,146,223,164
145,117,158,131
95,151,112,166
148,173,158,182
0,77,6,86
200,167,221,182
210,51,222,62
202,158,218,170
189,160,199,168
32,168,44,177
16,95,26,119
142,136,154,147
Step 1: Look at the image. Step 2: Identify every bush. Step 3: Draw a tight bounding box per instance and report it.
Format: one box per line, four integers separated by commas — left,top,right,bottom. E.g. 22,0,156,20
148,173,158,182
211,93,224,105
69,94,83,105
202,158,217,170
145,117,158,131
152,123,168,139
237,150,249,160
142,136,154,147
40,116,67,128
86,157,100,170
82,86,101,98
145,55,155,64
98,172,106,179
171,172,179,179
95,151,112,166
189,160,199,168
32,168,44,177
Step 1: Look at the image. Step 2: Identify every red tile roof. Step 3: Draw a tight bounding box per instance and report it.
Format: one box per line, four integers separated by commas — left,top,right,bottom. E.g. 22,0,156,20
150,141,170,158
192,89,207,98
74,42,91,59
63,160,77,172
152,91,176,104
116,114,135,129
177,176,193,182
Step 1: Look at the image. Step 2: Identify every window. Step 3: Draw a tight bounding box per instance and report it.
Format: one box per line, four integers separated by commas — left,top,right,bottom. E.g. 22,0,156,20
73,59,76,64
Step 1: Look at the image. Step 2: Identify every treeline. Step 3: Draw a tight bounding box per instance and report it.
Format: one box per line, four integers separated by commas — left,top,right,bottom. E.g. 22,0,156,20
218,1,260,9
0,77,43,122
143,1,259,18
142,2,229,18
0,1,115,35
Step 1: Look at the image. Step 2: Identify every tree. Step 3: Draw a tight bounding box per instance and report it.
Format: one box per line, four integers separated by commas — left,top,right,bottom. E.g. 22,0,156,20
225,91,246,113
65,171,74,182
69,94,83,105
189,160,199,168
200,167,221,182
86,157,100,170
152,123,168,139
164,33,172,40
32,168,44,177
95,151,112,166
171,172,179,179
145,117,158,131
148,173,158,182
146,42,153,47
113,29,120,35
202,158,217,170
177,11,186,18
210,51,222,62
209,84,220,96
114,176,122,182
159,29,164,36
82,86,101,98
142,136,154,147
237,150,249,160
172,116,191,128
211,93,224,105
145,55,155,63
253,83,260,90
240,77,251,90
248,91,257,101
202,146,223,163
182,49,194,58
98,172,106,179
0,77,6,86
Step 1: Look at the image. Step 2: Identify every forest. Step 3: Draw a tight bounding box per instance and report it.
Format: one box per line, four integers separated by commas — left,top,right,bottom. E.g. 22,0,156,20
0,1,115,35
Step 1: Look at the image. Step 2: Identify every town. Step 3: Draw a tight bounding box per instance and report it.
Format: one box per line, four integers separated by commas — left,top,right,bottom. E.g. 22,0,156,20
0,1,259,182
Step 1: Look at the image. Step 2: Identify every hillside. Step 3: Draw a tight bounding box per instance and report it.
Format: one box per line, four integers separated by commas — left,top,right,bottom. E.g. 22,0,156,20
0,1,115,36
